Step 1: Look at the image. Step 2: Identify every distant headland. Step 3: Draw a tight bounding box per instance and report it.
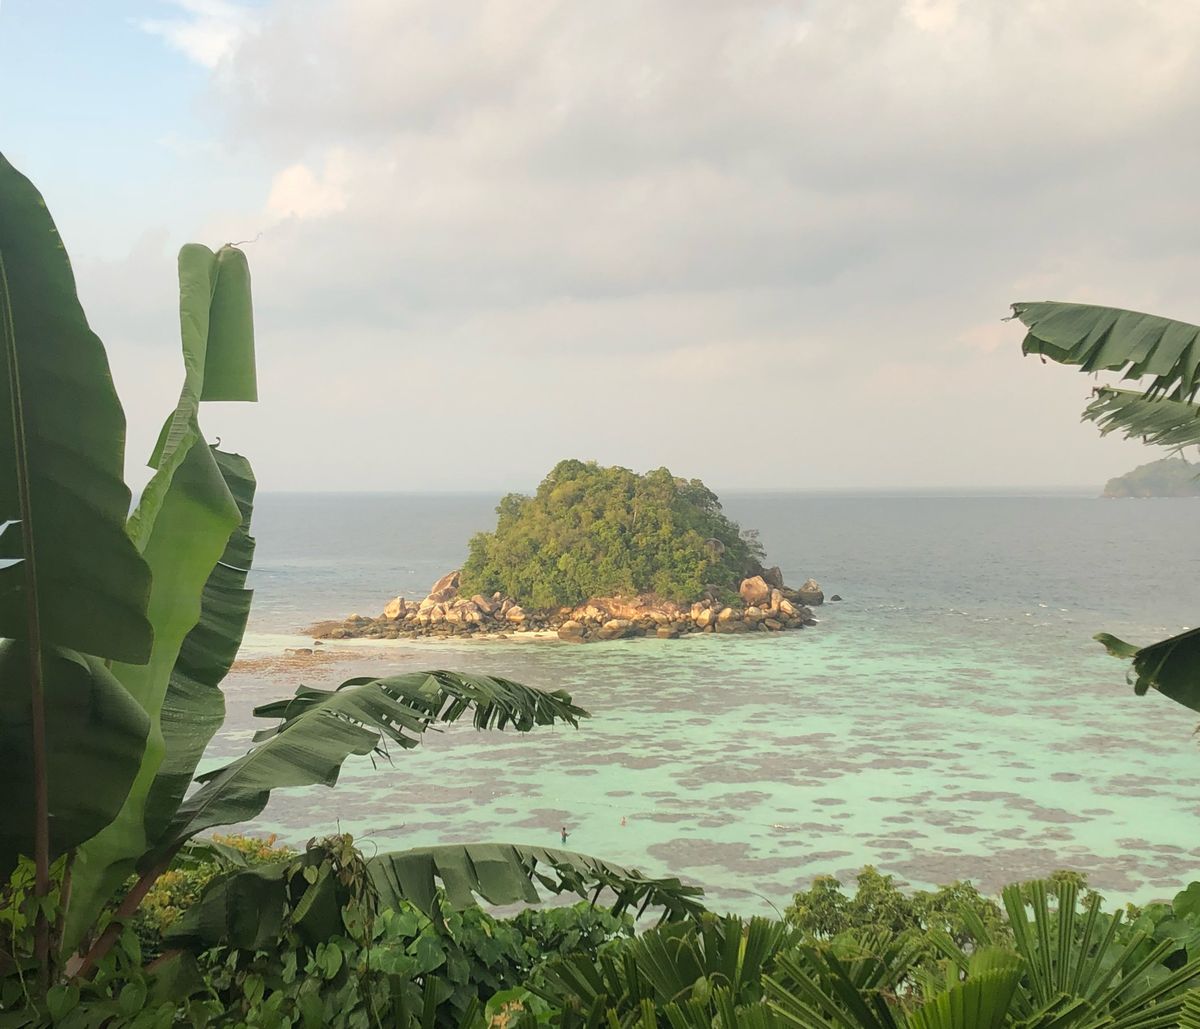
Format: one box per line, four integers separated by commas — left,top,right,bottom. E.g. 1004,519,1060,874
310,459,831,643
1103,456,1200,498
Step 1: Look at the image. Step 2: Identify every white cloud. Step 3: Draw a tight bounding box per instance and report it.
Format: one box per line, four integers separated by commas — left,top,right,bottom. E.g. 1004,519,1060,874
265,156,350,220
139,0,257,69
120,0,1200,488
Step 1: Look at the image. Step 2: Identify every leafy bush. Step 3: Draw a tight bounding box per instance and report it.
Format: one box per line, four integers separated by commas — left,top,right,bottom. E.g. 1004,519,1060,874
784,865,1008,949
136,834,297,943
459,459,766,608
126,835,634,1028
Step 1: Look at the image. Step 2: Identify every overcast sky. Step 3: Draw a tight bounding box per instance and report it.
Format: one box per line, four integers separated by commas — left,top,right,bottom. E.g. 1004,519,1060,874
3,0,1199,492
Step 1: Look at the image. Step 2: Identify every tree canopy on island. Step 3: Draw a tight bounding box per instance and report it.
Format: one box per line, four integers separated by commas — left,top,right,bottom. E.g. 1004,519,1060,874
459,460,766,608
1103,455,1200,498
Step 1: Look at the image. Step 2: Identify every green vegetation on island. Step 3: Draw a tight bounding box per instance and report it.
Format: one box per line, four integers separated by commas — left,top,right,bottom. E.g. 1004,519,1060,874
459,460,766,608
1103,455,1200,497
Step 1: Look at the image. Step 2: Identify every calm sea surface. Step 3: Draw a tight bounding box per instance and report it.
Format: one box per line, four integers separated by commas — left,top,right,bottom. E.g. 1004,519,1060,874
213,491,1200,914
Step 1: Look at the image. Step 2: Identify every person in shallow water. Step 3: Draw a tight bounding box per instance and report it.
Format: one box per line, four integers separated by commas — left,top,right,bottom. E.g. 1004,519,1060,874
560,826,569,845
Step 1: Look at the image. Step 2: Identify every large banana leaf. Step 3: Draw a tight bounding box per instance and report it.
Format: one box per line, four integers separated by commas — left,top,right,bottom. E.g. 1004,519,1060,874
153,672,590,860
0,153,152,663
0,644,149,874
368,844,705,924
1014,301,1200,400
165,843,704,952
1083,387,1200,449
143,448,256,844
66,245,256,951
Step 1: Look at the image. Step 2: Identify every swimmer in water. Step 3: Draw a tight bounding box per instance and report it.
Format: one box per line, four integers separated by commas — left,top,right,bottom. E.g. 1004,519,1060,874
620,816,627,827
560,826,569,845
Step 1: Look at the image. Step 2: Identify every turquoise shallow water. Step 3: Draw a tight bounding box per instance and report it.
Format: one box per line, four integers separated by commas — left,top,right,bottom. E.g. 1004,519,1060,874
212,491,1200,914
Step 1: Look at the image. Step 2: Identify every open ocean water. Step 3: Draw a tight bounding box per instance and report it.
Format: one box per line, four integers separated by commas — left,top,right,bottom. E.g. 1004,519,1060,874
212,490,1200,915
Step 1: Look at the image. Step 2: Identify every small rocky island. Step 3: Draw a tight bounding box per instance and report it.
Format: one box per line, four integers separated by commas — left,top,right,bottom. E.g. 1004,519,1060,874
312,460,829,644
1103,456,1200,498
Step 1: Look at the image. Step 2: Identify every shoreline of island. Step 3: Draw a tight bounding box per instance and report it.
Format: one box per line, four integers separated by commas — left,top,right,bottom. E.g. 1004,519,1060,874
306,568,834,644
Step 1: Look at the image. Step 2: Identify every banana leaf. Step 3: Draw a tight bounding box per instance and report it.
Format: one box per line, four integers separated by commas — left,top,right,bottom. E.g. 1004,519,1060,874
153,672,590,860
166,842,703,952
368,844,704,924
66,245,256,951
1014,301,1200,400
142,448,256,845
1083,387,1200,450
1097,628,1200,714
0,644,149,872
0,153,152,662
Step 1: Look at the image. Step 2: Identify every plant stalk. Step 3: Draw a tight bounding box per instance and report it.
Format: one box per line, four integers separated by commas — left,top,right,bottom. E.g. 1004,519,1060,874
69,847,179,981
0,251,51,986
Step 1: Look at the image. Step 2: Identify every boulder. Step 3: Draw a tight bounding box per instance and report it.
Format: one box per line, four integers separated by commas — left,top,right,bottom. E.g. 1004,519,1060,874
430,570,461,595
778,598,796,618
557,620,587,642
762,566,785,589
795,578,824,606
768,588,784,613
576,603,608,624
694,608,717,629
763,618,783,631
598,618,634,640
831,595,843,602
383,596,407,621
471,594,495,615
505,605,527,624
656,625,679,639
739,576,771,607
744,605,764,624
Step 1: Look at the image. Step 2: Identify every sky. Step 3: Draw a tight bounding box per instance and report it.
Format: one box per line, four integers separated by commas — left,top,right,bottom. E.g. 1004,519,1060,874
3,0,1199,493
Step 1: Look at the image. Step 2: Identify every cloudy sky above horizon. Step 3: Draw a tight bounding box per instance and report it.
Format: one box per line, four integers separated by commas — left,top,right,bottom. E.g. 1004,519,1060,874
3,0,1199,492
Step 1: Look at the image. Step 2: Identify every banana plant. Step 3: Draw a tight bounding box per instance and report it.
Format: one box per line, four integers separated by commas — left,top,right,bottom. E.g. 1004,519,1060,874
0,153,704,998
1013,301,1200,713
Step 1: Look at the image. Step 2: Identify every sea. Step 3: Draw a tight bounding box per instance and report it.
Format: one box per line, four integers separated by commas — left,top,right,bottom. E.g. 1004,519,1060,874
212,490,1200,916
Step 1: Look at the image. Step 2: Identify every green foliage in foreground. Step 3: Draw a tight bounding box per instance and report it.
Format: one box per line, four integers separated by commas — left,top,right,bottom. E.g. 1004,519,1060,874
1103,456,1200,498
12,843,1200,1028
460,459,766,608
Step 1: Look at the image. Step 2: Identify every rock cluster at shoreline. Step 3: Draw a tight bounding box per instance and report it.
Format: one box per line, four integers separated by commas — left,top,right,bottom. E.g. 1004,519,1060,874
309,569,827,643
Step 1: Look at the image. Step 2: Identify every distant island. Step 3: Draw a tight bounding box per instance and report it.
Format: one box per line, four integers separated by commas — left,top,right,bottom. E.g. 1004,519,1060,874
312,460,828,643
1103,456,1200,498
